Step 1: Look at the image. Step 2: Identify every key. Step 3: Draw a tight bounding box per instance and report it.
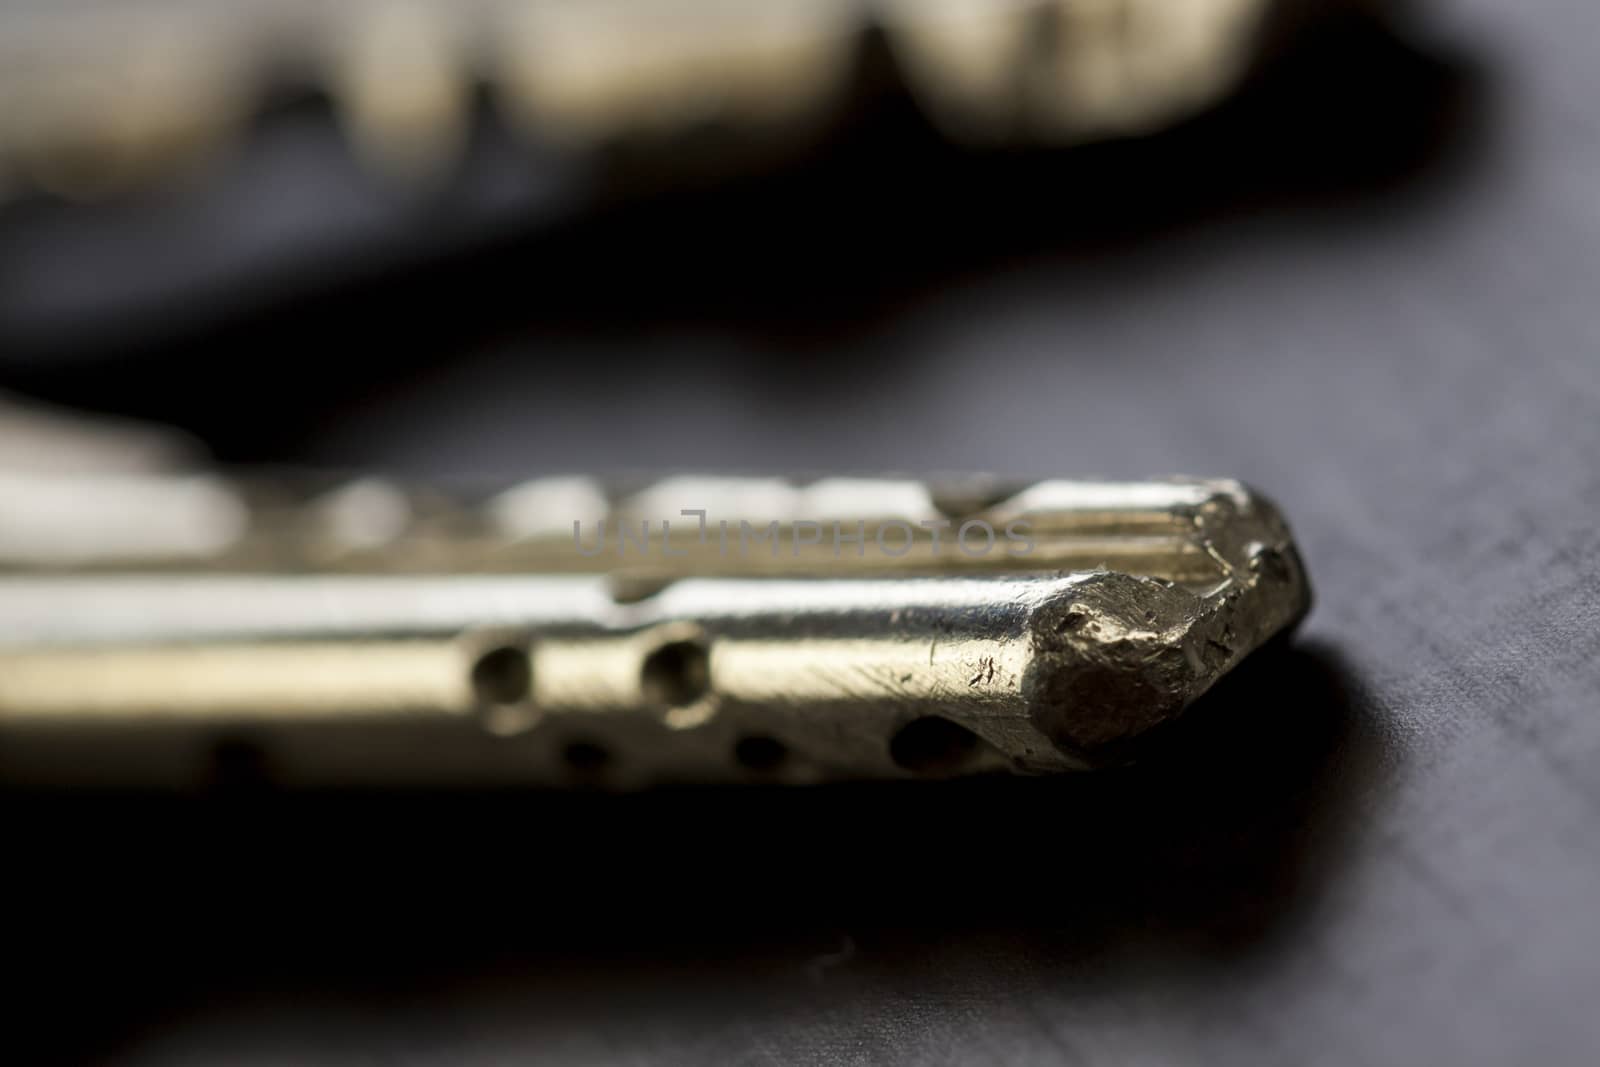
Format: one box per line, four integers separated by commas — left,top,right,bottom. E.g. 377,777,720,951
0,474,1311,787
0,0,1299,195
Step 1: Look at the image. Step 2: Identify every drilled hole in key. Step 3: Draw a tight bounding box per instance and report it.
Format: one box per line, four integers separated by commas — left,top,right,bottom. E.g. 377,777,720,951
890,716,982,775
640,639,711,707
734,735,788,773
929,481,1026,520
563,740,611,773
608,574,677,605
471,645,531,705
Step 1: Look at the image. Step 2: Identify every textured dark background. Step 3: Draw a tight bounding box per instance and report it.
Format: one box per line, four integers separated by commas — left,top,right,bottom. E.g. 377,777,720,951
4,0,1599,1063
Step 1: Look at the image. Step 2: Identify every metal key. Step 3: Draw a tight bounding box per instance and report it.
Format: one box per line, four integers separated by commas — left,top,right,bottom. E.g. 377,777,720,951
0,0,1301,196
0,473,1311,786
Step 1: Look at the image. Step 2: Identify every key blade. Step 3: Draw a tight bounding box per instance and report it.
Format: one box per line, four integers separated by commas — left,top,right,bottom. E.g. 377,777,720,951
0,476,1311,786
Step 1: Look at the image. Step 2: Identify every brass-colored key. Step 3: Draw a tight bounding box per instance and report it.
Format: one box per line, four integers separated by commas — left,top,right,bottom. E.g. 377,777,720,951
0,473,1311,787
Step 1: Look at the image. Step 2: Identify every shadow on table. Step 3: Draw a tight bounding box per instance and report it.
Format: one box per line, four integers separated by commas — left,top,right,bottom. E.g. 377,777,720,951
9,639,1386,1062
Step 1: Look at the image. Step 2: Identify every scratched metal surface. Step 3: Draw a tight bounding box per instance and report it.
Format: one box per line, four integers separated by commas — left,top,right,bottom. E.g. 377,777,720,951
4,0,1600,1064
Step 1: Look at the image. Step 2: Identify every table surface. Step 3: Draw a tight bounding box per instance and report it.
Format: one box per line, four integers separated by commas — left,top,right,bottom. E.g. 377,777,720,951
5,1,1600,1063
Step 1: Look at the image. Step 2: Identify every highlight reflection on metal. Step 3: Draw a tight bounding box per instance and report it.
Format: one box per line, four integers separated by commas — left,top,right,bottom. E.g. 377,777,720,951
0,0,1290,196
0,475,1311,787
